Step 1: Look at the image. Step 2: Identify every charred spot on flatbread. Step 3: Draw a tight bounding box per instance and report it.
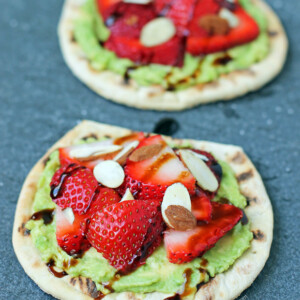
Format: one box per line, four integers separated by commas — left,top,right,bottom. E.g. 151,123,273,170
252,230,265,241
81,133,99,141
18,222,31,236
245,195,258,206
86,278,101,298
231,151,246,164
237,170,254,182
268,30,278,37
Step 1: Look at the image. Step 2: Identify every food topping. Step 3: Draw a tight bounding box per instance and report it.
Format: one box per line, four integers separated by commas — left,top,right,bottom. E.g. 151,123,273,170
129,143,164,162
165,205,197,231
199,14,230,35
140,17,176,47
179,149,219,192
93,160,125,188
113,140,139,165
120,188,135,201
219,8,239,27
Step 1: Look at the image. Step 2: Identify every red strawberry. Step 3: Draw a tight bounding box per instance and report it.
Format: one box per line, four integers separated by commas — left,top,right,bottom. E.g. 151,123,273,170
56,206,90,255
121,135,196,200
132,212,164,269
187,3,260,54
191,189,212,222
87,200,162,272
106,3,156,38
104,34,186,67
88,187,121,217
155,0,198,36
164,202,243,263
50,165,98,215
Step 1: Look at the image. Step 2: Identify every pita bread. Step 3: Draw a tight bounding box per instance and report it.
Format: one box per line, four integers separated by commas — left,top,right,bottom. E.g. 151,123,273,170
13,120,273,299
58,0,288,111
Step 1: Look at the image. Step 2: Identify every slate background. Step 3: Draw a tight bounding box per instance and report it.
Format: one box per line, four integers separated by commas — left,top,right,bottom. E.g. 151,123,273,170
0,0,299,299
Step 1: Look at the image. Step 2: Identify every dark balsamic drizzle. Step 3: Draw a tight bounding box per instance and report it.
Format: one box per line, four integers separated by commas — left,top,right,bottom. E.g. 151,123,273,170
214,0,237,11
153,118,180,136
123,66,138,84
31,209,55,225
47,260,68,278
210,162,223,180
213,54,232,66
50,165,85,199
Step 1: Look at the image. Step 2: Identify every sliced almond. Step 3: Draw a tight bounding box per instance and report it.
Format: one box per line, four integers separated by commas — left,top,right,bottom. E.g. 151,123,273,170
179,150,218,192
129,144,163,162
113,141,139,165
162,183,194,230
123,0,152,4
62,207,75,224
120,188,135,202
56,207,74,225
165,205,196,231
93,160,125,188
219,8,239,28
140,17,176,47
69,144,122,161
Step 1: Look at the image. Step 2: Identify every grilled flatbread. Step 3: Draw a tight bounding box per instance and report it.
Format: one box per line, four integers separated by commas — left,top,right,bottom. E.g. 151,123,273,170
13,120,273,299
58,0,287,111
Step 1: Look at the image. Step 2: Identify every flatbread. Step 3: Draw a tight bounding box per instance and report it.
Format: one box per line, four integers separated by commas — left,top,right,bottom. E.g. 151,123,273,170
13,120,273,299
58,0,288,111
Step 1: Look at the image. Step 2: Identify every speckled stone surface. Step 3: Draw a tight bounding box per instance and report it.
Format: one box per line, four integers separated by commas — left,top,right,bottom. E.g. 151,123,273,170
0,0,299,299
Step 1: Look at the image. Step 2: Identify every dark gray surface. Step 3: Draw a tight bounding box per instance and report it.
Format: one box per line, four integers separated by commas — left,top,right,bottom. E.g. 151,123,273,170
0,0,299,299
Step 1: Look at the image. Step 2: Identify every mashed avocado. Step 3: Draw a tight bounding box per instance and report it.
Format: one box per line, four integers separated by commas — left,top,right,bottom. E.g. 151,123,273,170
26,144,252,297
73,0,269,90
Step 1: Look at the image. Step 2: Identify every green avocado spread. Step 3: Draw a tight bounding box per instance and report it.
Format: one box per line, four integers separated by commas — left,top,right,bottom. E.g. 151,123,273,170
26,144,253,297
73,0,269,90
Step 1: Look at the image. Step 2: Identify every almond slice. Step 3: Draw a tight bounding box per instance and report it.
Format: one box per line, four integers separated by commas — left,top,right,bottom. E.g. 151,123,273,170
162,183,195,230
140,17,176,47
93,160,125,188
56,207,74,225
179,150,218,192
70,144,122,161
129,144,163,162
113,141,139,165
219,8,239,28
120,188,135,202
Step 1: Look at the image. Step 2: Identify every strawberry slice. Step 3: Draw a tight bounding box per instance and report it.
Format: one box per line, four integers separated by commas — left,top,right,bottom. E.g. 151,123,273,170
132,212,164,269
121,135,196,200
88,187,121,217
50,165,98,215
155,0,198,36
191,189,212,222
187,3,260,54
104,33,186,67
87,200,162,272
59,133,144,169
56,206,90,255
164,202,243,263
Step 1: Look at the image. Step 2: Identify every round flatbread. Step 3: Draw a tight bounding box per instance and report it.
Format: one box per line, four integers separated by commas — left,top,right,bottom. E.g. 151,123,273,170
13,120,273,299
58,0,288,111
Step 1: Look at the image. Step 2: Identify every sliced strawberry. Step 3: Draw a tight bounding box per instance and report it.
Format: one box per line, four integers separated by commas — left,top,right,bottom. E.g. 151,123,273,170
191,189,212,222
156,0,198,36
56,206,90,255
87,200,162,272
187,4,260,54
132,212,164,269
121,135,196,200
106,3,156,38
50,165,98,215
104,34,185,67
88,187,121,217
164,202,243,263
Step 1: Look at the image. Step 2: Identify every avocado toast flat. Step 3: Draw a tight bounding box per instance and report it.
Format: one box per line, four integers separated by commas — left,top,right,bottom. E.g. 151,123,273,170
13,121,273,299
58,0,287,110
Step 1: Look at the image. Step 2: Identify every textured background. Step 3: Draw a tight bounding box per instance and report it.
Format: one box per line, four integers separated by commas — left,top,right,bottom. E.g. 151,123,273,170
0,0,299,299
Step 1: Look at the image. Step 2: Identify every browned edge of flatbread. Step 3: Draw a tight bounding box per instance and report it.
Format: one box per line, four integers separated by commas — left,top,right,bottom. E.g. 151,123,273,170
13,120,273,300
57,0,288,111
